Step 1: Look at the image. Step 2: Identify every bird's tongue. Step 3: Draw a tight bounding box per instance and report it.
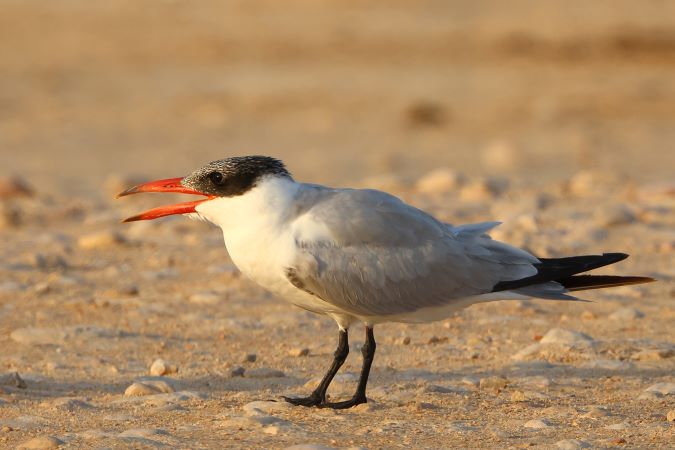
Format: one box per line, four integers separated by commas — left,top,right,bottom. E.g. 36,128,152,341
116,177,213,222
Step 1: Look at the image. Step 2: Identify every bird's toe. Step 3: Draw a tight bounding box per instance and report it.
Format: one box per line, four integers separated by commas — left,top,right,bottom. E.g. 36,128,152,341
282,394,324,407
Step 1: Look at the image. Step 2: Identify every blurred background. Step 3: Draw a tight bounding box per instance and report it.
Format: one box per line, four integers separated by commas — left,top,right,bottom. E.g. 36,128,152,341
1,0,674,196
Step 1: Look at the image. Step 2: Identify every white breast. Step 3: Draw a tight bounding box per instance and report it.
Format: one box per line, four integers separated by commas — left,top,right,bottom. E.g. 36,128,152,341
194,176,341,316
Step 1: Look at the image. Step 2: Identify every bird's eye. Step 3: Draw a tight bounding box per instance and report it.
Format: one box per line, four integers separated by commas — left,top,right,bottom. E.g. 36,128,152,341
209,172,224,185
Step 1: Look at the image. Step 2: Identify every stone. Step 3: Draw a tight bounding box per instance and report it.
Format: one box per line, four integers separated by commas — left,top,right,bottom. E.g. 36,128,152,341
523,418,552,429
539,328,594,345
510,390,527,402
644,382,675,396
118,428,168,439
188,291,224,305
667,410,675,422
149,359,178,376
17,436,64,449
459,178,507,201
421,384,468,395
288,348,310,357
605,422,629,430
415,168,464,194
245,368,285,378
242,353,257,363
10,327,67,345
32,253,68,271
285,445,336,450
580,405,610,418
631,348,675,361
49,398,94,411
78,230,126,249
567,170,625,197
124,380,175,396
397,336,411,345
230,366,245,377
0,175,33,199
608,307,644,321
405,100,447,127
583,359,632,370
479,376,509,390
0,202,22,228
0,372,27,388
481,140,519,172
461,376,480,388
512,343,543,360
555,439,591,449
594,205,636,227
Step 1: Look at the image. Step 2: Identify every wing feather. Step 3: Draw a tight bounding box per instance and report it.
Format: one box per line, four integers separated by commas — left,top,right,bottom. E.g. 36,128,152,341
288,186,539,316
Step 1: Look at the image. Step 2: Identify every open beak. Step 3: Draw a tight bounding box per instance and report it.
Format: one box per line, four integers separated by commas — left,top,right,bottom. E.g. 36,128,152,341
116,177,213,222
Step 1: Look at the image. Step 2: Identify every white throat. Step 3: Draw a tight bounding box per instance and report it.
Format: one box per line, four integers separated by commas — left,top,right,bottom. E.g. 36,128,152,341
194,175,300,233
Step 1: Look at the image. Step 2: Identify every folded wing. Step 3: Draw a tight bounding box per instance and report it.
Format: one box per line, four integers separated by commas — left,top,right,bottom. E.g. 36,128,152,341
287,187,539,316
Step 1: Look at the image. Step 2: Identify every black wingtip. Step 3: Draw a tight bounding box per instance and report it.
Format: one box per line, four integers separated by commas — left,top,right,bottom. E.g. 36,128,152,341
602,252,629,263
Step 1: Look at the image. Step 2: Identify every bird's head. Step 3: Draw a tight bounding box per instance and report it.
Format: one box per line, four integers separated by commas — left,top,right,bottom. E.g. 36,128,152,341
117,156,292,223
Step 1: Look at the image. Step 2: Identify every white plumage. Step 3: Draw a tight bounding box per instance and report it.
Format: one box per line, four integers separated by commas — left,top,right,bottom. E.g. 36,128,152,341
194,175,567,328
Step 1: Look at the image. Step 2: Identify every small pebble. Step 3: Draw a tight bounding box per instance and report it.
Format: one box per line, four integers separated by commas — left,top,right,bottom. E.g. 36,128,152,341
605,422,629,430
667,410,675,422
523,418,552,429
188,291,224,305
479,376,509,390
242,353,257,363
415,168,464,194
149,359,178,376
32,253,68,271
510,390,527,402
580,405,610,418
48,398,94,411
17,436,64,449
631,348,675,361
124,380,174,396
0,175,33,199
118,428,168,439
594,205,636,227
245,368,285,378
461,376,480,388
397,336,411,345
288,348,310,357
285,445,336,450
567,170,624,197
0,372,27,388
78,230,126,249
427,335,448,344
539,328,594,345
644,382,675,396
555,439,591,450
608,307,644,321
481,140,519,172
405,100,447,127
0,202,22,228
230,366,245,377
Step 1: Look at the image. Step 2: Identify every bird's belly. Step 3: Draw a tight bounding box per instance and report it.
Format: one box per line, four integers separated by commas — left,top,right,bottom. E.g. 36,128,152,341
222,232,340,316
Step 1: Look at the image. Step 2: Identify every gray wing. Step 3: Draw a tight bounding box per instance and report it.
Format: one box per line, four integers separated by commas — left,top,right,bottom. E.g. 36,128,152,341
287,186,539,317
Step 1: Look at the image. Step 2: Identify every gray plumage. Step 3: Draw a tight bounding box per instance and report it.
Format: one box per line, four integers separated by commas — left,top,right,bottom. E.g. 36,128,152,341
286,185,557,317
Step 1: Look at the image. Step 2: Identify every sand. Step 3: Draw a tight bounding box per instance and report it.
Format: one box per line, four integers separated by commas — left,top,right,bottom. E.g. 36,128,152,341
0,1,673,448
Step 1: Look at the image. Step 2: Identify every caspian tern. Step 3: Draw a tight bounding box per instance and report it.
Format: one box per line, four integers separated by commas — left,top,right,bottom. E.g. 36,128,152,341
118,156,654,409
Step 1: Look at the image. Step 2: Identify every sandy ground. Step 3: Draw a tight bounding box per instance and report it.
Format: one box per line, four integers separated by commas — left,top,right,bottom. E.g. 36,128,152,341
0,1,674,449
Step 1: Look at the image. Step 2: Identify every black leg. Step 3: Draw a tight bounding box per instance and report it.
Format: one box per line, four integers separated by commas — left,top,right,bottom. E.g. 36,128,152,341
283,329,349,407
322,326,376,409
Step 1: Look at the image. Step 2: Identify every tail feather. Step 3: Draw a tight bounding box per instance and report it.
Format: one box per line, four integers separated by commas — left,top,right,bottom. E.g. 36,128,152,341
557,275,655,292
492,252,654,294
